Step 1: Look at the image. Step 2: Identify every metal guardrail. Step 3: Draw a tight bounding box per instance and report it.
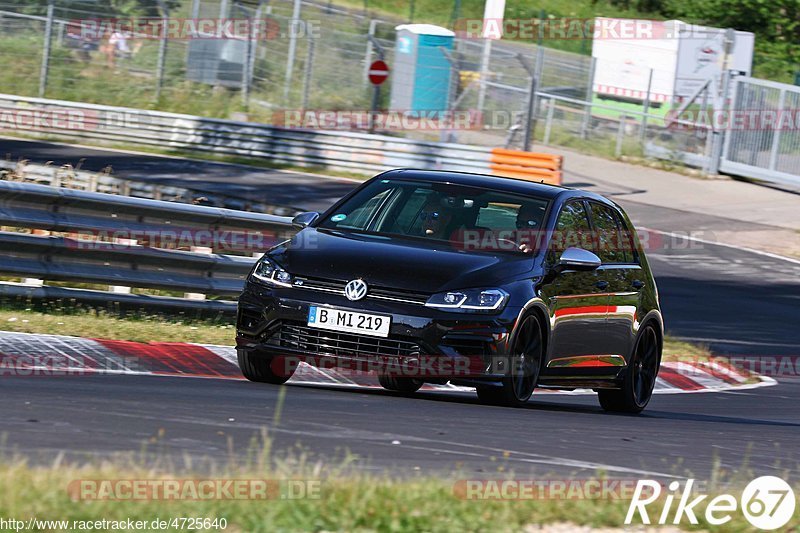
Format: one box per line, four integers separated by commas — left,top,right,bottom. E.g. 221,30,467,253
0,159,301,215
0,93,562,182
0,180,295,313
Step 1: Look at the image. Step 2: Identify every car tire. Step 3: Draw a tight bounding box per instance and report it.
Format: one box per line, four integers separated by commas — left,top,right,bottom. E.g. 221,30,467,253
476,314,543,407
237,350,296,384
378,373,424,393
598,324,660,414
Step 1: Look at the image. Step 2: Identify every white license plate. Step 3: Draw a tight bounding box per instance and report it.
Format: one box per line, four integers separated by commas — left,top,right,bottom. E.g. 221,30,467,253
307,306,391,338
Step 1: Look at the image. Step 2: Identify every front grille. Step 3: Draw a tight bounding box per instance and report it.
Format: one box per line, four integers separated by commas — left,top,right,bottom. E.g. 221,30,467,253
292,276,429,305
268,321,422,358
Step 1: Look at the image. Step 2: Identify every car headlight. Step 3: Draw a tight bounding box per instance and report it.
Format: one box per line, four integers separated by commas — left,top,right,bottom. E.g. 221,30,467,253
251,257,293,287
425,288,509,313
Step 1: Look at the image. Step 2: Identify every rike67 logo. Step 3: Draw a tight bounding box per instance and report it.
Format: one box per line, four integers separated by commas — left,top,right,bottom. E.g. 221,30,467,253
626,476,796,530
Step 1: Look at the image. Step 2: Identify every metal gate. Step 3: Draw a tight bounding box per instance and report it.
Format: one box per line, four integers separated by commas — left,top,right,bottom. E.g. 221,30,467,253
720,77,800,188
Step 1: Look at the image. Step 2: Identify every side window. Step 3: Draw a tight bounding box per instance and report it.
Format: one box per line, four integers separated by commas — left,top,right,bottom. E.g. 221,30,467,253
549,201,594,262
614,210,638,264
589,203,626,264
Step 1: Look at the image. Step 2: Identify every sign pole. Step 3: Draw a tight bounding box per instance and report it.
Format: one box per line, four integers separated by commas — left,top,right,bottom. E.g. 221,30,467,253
367,39,388,134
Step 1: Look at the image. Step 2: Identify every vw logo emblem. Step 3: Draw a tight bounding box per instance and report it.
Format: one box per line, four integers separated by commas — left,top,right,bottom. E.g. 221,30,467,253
344,279,368,301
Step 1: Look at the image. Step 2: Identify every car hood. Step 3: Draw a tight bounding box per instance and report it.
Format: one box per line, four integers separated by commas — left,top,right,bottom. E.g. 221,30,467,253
269,228,534,294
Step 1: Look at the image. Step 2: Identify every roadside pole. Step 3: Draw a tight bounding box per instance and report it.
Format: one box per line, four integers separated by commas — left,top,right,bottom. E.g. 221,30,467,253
707,70,732,175
362,19,380,88
476,38,491,114
579,56,596,139
476,0,505,114
708,31,737,175
516,53,538,152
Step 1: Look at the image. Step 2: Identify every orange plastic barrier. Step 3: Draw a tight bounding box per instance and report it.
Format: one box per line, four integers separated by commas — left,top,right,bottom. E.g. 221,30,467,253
489,148,563,185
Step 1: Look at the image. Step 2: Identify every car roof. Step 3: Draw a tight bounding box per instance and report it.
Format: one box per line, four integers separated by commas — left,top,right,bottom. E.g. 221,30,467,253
383,169,614,206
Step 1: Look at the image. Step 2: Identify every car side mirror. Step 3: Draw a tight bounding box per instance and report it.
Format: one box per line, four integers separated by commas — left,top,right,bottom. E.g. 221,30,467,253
555,247,601,273
292,211,319,229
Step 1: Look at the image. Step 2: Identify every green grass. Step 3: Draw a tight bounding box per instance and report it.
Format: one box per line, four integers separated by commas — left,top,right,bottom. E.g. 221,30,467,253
590,95,671,123
0,307,235,345
0,440,795,532
1,304,710,357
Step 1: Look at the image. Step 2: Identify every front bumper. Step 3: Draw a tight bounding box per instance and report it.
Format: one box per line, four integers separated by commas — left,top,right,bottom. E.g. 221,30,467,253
235,281,523,380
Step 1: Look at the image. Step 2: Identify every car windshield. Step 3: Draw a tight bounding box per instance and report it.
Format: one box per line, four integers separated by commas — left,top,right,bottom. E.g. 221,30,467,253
318,178,550,254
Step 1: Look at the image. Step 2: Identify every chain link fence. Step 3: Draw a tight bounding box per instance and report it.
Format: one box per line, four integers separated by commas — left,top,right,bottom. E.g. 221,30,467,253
0,1,798,187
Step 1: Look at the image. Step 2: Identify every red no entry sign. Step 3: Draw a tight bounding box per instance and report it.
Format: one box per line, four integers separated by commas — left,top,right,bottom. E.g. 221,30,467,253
368,60,389,85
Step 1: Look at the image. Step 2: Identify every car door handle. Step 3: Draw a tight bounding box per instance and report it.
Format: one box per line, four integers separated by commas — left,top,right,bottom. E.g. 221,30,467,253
631,280,644,289
595,280,609,290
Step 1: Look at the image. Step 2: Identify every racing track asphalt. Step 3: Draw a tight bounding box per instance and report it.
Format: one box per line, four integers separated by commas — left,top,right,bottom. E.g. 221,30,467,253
1,137,799,481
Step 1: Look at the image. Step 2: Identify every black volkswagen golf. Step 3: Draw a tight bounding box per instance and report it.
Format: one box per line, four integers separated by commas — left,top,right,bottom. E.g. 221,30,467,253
236,169,663,413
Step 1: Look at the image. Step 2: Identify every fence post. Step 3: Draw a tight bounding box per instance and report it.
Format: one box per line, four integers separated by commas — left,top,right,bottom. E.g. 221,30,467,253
301,35,315,110
243,34,252,109
38,0,54,98
155,12,168,102
283,0,302,103
615,115,626,158
580,56,596,139
543,97,555,145
515,52,538,152
523,73,538,152
243,4,263,109
639,68,653,145
476,38,492,113
439,46,460,143
529,45,545,143
56,20,65,47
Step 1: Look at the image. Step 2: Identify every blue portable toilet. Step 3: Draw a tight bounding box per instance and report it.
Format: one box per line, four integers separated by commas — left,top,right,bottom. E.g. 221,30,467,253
390,24,455,116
